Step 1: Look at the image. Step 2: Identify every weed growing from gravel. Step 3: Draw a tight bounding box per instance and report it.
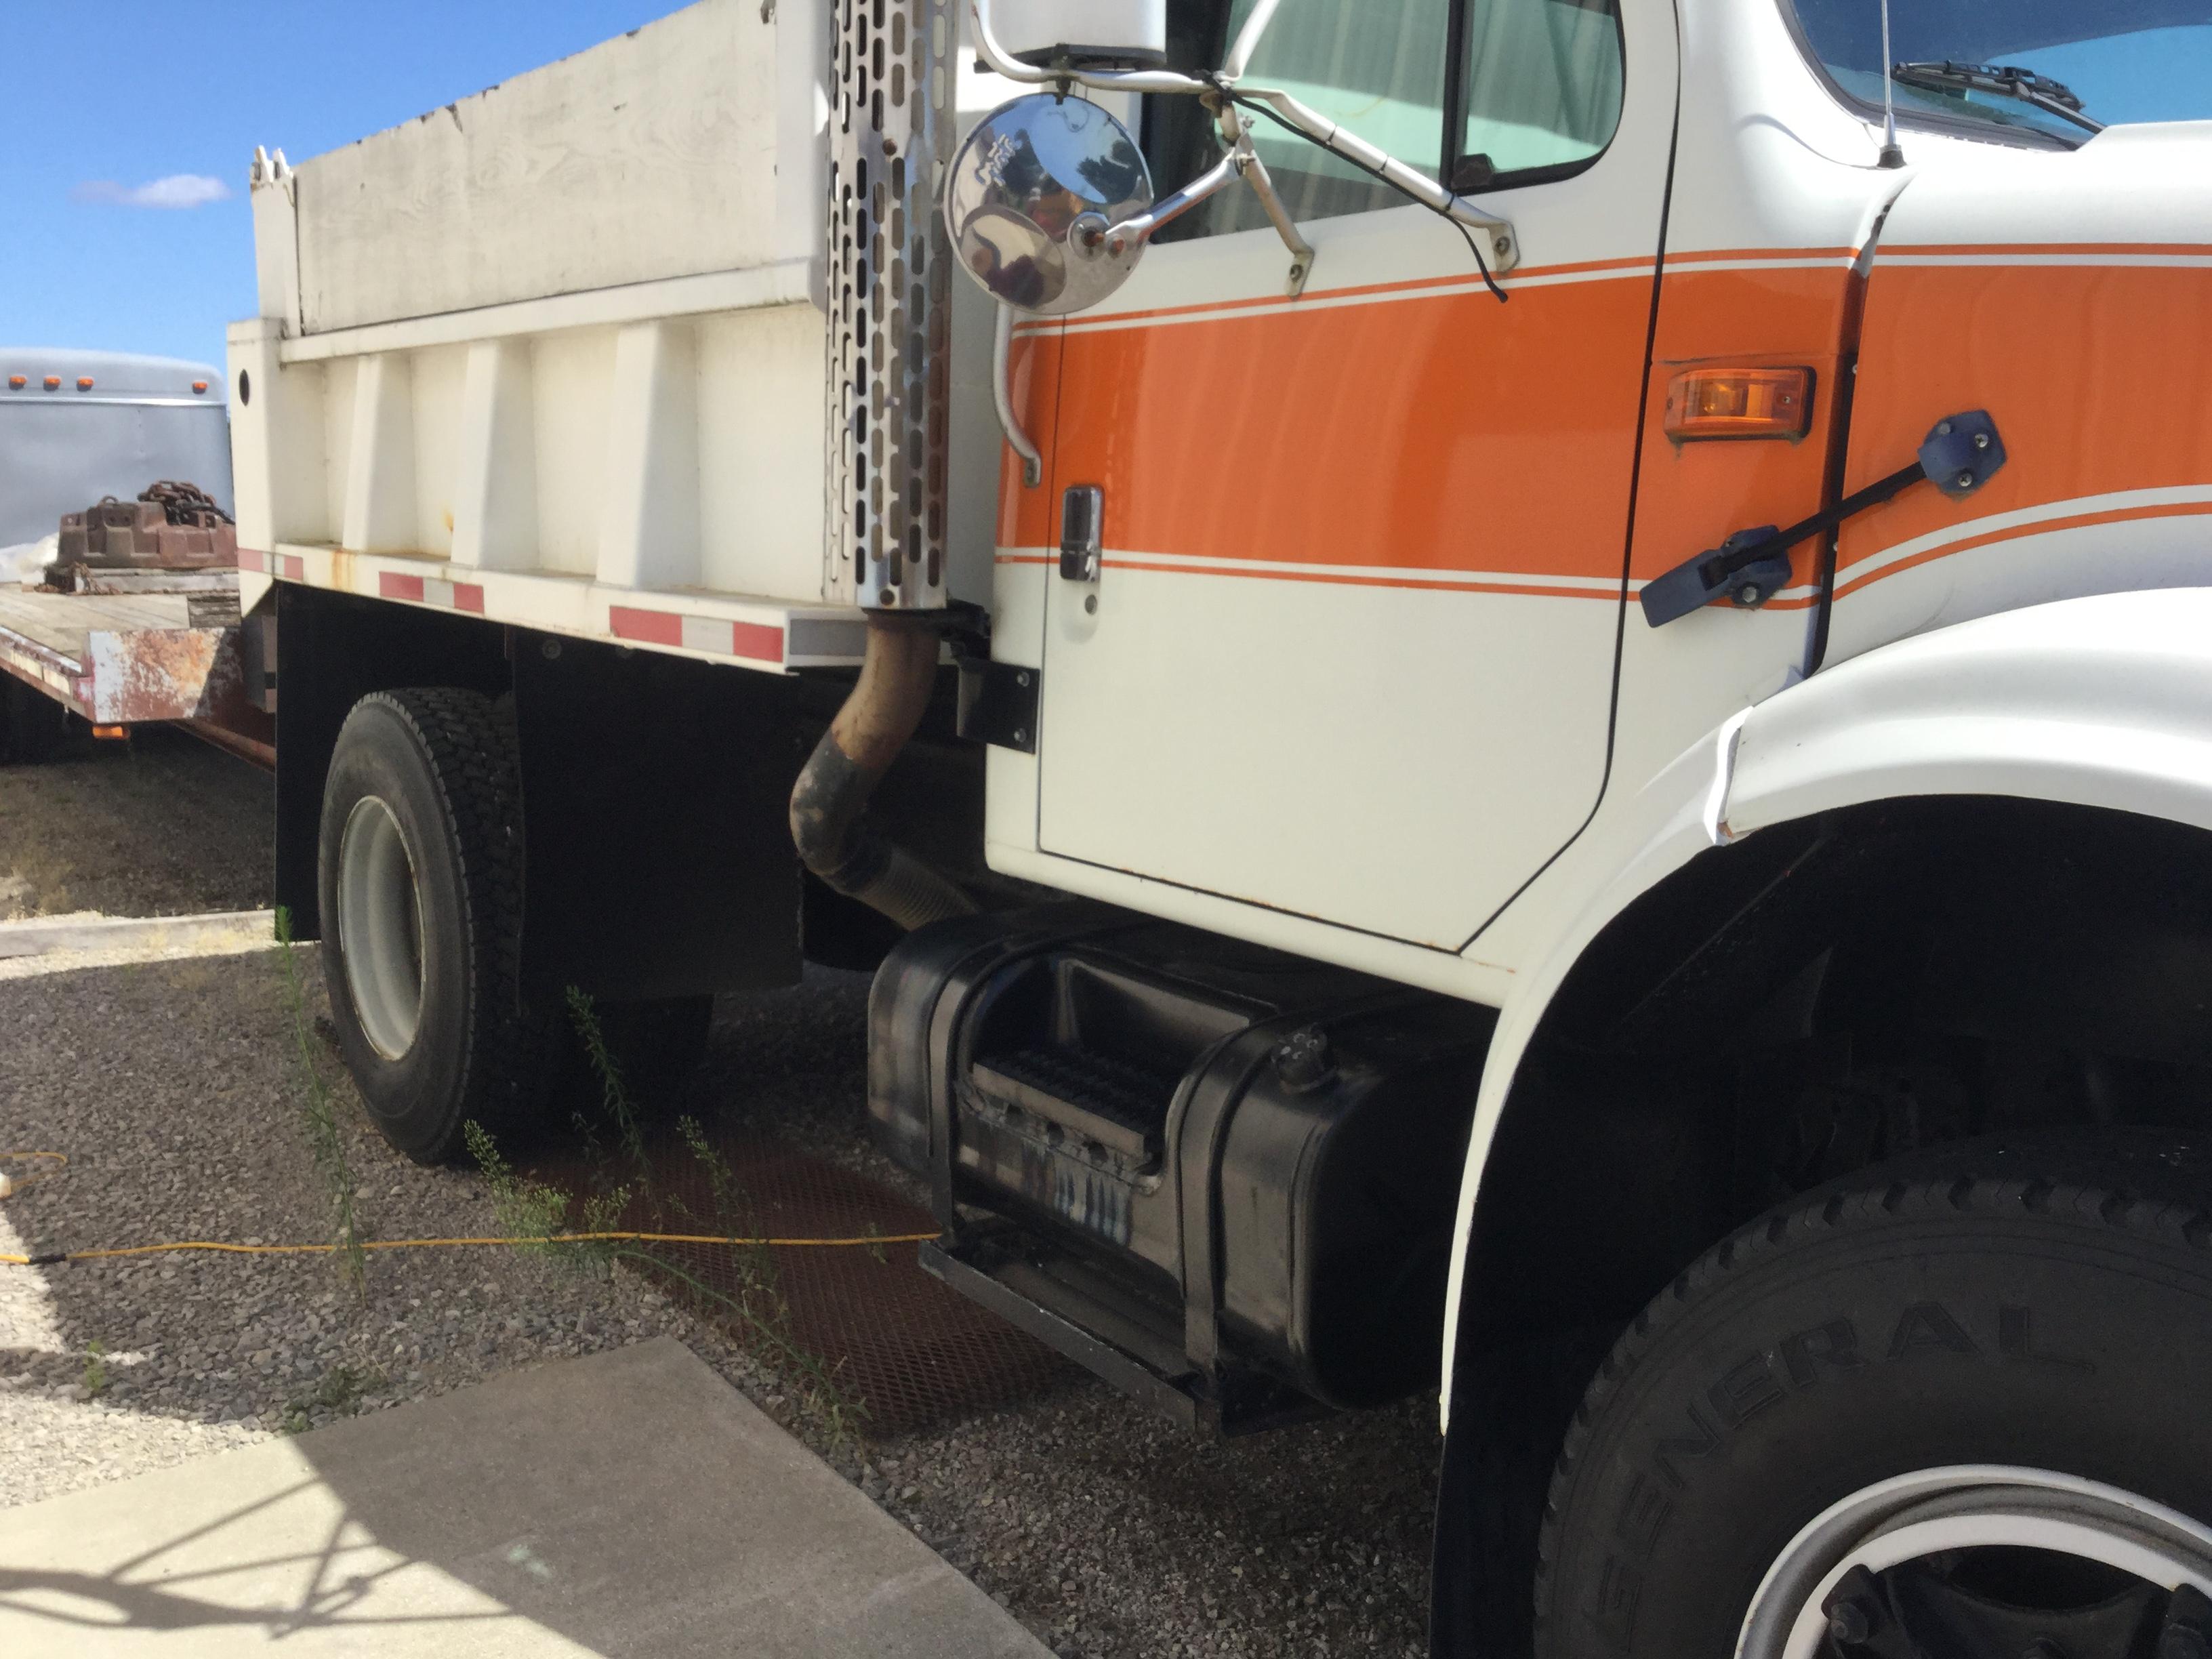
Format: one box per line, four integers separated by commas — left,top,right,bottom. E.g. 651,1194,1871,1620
279,1363,386,1434
466,1122,573,1252
274,907,365,1298
81,1340,108,1399
565,989,649,1174
547,1000,872,1457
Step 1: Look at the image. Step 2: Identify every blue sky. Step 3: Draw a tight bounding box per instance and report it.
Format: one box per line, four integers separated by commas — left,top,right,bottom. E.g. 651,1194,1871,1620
0,1,672,373
2,5,2204,377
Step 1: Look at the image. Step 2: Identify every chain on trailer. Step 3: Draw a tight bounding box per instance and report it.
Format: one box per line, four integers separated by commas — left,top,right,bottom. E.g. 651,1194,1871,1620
826,0,958,613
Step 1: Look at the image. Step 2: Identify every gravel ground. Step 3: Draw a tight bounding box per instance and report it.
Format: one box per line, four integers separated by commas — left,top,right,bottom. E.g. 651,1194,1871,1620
695,975,1441,1658
0,726,273,920
0,747,1442,1657
0,946,758,1510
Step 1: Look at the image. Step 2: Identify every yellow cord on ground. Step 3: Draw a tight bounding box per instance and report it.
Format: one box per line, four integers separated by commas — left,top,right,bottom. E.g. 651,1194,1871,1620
0,1151,68,1199
0,1150,937,1266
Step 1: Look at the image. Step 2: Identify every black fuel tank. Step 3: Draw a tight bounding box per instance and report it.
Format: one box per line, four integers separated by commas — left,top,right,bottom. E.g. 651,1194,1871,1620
869,906,1495,1418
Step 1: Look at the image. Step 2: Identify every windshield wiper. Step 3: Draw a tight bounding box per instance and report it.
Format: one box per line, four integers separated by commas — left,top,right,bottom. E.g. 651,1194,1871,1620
1891,61,2104,134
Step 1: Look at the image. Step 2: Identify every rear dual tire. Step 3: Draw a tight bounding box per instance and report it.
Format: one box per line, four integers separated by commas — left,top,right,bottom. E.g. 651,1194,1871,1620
319,689,545,1162
318,688,715,1163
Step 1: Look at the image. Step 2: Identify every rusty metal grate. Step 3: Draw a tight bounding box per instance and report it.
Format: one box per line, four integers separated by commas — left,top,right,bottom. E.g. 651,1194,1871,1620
531,1122,1073,1437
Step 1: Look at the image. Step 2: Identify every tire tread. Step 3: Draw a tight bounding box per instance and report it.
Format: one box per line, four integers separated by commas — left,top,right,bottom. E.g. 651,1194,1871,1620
1532,1133,2212,1650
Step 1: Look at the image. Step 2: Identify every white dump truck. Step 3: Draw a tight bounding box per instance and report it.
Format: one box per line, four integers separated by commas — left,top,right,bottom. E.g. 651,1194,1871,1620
232,1,2212,1652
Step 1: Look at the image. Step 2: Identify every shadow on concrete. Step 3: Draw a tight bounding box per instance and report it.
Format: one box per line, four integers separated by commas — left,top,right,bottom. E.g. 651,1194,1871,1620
0,1339,1049,1657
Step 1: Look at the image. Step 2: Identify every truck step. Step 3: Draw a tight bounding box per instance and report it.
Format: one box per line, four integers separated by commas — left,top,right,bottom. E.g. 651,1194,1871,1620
920,1231,1321,1435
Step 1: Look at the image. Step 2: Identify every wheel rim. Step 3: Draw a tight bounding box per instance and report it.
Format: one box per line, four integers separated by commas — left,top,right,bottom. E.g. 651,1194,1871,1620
337,795,426,1061
1738,1466,2212,1659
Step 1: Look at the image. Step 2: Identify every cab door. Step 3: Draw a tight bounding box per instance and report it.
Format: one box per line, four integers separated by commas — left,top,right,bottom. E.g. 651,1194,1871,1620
1029,0,1676,951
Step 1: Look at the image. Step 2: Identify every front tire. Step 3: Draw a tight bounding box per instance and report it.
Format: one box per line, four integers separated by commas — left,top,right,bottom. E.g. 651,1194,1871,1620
319,689,547,1162
1534,1135,2212,1658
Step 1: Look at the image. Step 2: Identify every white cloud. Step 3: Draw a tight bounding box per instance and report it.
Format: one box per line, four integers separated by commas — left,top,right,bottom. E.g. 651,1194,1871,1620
73,173,232,209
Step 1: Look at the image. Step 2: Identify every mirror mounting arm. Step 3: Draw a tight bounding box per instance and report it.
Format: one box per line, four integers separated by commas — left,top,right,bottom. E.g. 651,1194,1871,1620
1078,109,1315,298
1235,85,1518,272
1218,104,1314,297
966,0,1517,274
991,305,1044,489
1084,148,1242,251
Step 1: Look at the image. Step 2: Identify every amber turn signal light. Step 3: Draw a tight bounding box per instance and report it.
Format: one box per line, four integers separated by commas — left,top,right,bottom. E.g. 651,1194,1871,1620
1664,366,1812,441
91,725,128,741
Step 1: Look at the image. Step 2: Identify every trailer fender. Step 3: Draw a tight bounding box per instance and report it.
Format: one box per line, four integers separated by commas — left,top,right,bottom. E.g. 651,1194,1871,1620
1439,586,2212,1427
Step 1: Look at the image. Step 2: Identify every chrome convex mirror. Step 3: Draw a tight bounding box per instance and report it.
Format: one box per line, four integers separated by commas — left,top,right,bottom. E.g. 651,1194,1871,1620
945,94,1155,316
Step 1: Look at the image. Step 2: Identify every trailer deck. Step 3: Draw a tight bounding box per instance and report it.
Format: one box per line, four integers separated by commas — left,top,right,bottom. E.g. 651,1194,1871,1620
0,588,270,763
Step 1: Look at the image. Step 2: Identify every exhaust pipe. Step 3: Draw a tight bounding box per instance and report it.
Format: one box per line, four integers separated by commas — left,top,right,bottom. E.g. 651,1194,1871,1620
790,617,977,931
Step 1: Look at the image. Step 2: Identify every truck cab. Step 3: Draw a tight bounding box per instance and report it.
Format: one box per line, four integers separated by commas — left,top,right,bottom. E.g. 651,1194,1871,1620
234,2,2212,1652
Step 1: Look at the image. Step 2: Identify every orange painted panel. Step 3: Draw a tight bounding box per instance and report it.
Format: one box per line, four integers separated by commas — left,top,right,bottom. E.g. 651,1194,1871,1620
1045,272,1657,580
1839,261,2212,573
1627,262,1864,584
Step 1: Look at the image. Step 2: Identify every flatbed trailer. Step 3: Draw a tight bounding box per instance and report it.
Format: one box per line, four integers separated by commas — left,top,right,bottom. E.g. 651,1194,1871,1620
0,586,270,767
0,346,266,764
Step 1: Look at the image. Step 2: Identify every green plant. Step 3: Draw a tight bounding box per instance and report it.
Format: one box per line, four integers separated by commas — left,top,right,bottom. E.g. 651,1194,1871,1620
566,988,649,1173
81,1340,108,1398
465,1121,571,1247
466,1005,873,1457
274,907,365,1296
280,1363,386,1434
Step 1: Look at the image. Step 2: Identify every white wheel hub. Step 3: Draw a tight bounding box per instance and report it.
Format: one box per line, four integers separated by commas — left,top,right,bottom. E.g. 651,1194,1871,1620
1738,1465,2212,1659
337,795,426,1061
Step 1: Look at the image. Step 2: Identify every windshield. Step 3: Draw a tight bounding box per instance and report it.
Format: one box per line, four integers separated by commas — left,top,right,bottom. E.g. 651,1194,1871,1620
1788,0,2212,142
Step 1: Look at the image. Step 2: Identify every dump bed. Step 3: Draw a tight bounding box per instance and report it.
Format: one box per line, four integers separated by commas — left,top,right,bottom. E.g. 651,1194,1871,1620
228,0,1002,674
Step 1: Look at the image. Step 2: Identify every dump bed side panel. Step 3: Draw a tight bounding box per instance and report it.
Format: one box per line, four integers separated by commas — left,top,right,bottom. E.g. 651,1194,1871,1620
295,1,799,333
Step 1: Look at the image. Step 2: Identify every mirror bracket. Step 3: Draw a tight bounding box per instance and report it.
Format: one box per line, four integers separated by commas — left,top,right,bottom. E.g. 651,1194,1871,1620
1074,104,1315,299
992,305,1044,489
1219,104,1314,298
967,0,1518,276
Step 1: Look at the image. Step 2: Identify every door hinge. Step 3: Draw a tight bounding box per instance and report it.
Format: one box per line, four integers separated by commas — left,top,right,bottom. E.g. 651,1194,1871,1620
958,659,1039,754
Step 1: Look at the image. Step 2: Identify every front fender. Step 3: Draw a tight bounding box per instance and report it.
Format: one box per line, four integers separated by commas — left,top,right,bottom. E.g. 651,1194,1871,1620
1439,588,2212,1427
1729,587,2212,838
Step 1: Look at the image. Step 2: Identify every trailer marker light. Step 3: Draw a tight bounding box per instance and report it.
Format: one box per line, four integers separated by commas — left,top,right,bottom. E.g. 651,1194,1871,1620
1664,367,1813,441
77,377,95,391
5,375,21,390
192,381,209,394
43,376,60,390
91,725,127,741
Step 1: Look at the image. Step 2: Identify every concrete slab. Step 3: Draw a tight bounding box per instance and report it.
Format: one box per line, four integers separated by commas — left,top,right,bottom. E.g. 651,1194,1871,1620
0,907,272,960
0,1338,1050,1658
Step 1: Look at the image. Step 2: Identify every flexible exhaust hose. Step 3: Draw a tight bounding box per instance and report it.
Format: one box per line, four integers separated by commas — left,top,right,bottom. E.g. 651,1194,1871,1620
790,617,978,931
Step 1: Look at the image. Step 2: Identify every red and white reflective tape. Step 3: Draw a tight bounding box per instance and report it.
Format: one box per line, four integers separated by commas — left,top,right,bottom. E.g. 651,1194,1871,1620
609,605,785,666
238,548,304,580
377,571,486,614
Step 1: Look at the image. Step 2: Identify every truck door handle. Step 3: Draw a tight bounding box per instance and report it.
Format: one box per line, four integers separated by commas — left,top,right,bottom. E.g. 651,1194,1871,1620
1059,485,1103,584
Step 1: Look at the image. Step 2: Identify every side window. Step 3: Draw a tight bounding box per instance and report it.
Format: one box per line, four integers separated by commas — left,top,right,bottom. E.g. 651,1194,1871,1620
1233,0,1450,217
1454,0,1623,186
1152,0,1451,241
